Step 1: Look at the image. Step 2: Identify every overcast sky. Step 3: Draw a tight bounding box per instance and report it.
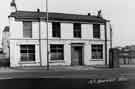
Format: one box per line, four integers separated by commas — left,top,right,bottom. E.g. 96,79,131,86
0,0,134,47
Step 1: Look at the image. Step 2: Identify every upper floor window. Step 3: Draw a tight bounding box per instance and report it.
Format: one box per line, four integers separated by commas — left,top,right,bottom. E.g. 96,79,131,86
93,24,100,38
73,23,81,38
52,22,61,38
23,21,32,38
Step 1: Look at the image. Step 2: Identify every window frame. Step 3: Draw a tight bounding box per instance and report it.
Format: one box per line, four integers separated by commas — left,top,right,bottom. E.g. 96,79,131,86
20,45,35,62
52,22,61,38
50,44,64,61
73,23,81,38
93,24,100,39
23,21,32,38
91,44,103,59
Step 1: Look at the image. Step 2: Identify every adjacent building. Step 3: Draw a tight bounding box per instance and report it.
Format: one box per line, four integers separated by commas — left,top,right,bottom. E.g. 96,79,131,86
118,45,135,65
2,26,10,58
8,0,111,67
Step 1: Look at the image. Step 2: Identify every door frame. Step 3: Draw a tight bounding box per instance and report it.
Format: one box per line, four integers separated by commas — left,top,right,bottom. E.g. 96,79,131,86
71,43,84,66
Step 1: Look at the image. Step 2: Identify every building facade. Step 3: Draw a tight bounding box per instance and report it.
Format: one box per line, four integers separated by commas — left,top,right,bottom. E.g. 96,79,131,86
8,2,111,67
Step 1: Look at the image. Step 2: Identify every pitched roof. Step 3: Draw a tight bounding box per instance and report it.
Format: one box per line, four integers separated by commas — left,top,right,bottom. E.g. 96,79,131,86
3,26,9,32
9,11,108,23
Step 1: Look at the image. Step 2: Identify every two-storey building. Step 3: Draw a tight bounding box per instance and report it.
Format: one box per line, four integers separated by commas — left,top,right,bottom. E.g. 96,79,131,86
8,1,111,67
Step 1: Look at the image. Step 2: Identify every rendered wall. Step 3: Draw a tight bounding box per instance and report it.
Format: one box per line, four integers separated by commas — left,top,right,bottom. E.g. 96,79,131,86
9,17,111,67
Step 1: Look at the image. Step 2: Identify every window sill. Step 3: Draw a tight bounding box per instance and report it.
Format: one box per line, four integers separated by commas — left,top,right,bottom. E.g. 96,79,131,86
49,60,65,63
52,37,61,39
93,39,102,41
74,37,82,39
93,37,101,39
90,59,104,61
19,61,37,64
23,37,33,39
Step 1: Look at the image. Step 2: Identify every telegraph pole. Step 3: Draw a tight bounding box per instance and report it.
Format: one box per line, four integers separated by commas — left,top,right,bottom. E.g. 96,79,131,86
104,22,108,65
110,24,112,48
46,0,49,70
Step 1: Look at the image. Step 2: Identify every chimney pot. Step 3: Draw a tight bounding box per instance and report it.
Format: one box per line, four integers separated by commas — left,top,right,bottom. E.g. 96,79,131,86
88,13,91,16
37,8,40,12
10,0,17,12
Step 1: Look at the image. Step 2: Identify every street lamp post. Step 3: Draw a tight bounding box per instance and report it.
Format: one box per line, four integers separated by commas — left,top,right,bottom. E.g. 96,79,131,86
46,0,49,70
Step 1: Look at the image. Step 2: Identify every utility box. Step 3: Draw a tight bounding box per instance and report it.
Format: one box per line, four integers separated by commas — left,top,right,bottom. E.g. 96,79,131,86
109,48,120,68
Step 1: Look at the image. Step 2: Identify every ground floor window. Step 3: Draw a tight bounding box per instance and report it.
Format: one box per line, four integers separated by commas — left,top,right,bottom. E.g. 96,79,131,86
20,45,35,61
91,44,103,59
50,44,64,60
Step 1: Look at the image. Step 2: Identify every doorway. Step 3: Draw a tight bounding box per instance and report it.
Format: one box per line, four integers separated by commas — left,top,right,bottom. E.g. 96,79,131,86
71,44,84,66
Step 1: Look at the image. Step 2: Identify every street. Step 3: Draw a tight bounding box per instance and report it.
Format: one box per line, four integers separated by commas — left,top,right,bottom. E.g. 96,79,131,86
0,67,133,89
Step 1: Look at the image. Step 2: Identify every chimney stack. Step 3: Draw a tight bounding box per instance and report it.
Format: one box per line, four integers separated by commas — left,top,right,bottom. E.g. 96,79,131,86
97,10,103,18
10,0,17,12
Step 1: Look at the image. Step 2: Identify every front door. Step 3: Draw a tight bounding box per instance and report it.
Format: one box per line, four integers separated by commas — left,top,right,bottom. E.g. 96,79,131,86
71,45,83,66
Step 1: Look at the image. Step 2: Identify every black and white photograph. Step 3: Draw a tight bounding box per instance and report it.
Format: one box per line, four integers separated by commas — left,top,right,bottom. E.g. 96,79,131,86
0,0,134,89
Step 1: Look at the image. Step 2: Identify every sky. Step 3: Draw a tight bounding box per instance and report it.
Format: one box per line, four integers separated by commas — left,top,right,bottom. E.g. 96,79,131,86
0,0,134,47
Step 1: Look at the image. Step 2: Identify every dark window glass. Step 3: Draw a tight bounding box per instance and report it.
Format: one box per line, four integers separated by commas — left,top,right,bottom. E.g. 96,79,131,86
91,44,103,59
23,21,32,38
73,23,81,38
52,22,61,37
93,24,100,38
20,45,35,61
50,44,64,60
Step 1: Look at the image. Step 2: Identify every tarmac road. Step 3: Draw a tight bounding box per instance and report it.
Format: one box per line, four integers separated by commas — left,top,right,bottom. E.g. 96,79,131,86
0,67,133,89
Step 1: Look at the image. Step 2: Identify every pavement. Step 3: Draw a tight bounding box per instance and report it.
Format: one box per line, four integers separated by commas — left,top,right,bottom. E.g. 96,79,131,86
0,66,134,79
11,66,98,71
